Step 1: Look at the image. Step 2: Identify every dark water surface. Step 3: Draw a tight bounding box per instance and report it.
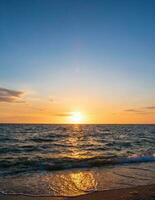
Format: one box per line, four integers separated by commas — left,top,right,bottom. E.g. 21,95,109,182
0,124,155,196
0,124,155,175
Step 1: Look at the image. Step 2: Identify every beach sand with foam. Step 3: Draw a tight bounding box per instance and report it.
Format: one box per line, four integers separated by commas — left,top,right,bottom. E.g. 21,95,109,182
1,184,155,200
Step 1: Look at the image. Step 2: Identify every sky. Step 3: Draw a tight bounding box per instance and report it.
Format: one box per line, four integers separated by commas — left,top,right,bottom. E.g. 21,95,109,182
0,0,155,124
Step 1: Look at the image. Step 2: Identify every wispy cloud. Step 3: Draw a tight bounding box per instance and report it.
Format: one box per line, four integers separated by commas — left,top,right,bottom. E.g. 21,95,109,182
124,109,146,114
124,109,139,112
124,106,155,115
54,112,72,117
49,98,54,102
144,106,155,110
0,87,25,103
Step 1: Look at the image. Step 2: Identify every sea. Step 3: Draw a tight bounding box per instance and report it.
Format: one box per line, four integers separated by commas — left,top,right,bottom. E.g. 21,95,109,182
0,124,155,197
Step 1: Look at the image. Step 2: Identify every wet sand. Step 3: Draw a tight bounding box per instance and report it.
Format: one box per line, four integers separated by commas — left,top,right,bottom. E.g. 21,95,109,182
0,184,155,200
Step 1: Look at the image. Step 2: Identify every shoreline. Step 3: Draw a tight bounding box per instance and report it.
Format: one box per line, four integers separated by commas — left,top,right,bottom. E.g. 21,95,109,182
1,162,155,197
0,184,155,200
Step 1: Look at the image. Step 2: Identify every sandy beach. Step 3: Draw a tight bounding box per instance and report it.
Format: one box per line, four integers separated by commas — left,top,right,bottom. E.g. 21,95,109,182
0,184,155,200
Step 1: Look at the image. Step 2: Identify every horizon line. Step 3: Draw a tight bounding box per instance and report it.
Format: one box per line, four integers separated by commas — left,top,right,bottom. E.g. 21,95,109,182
0,123,155,125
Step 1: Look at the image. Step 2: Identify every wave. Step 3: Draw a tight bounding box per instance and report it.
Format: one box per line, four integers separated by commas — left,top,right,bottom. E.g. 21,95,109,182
0,124,155,177
0,154,155,176
117,155,155,164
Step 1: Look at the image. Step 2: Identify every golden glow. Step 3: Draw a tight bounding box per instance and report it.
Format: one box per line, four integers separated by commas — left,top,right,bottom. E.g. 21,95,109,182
1,96,155,124
46,171,97,196
70,112,84,124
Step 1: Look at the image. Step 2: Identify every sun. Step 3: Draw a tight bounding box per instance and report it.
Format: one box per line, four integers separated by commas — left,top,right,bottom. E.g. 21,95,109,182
70,112,84,123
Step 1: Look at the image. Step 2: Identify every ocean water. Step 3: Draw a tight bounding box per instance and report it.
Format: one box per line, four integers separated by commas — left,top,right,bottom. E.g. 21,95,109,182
0,124,155,196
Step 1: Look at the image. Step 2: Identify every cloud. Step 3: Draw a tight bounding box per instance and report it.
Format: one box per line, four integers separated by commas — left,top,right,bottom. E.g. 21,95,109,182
124,108,148,115
0,87,25,103
124,109,145,114
54,112,72,117
124,109,140,113
144,106,155,110
124,106,155,115
49,98,54,102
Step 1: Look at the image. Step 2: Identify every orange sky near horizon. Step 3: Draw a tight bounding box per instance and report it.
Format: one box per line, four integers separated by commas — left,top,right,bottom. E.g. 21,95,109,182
0,92,155,124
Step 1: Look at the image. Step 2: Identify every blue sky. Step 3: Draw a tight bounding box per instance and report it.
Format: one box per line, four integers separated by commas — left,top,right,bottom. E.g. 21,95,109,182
0,0,155,123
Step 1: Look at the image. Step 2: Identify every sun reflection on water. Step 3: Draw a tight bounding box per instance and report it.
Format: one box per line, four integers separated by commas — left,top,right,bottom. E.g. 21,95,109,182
47,171,97,196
